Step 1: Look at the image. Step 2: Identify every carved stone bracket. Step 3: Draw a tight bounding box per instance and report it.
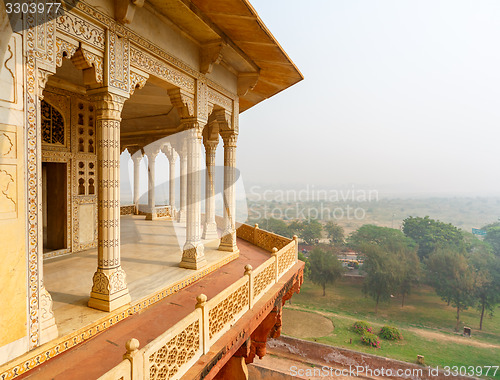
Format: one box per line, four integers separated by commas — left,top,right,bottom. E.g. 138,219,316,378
246,306,280,364
115,0,145,24
55,38,78,67
71,47,104,86
213,108,232,133
237,72,259,97
203,118,220,143
129,70,149,94
37,68,52,99
200,41,225,74
168,88,195,119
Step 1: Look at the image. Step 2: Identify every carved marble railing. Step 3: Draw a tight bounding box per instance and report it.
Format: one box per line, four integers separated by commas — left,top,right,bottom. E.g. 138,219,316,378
214,216,291,252
97,359,131,380
120,205,135,215
136,205,173,218
97,223,298,380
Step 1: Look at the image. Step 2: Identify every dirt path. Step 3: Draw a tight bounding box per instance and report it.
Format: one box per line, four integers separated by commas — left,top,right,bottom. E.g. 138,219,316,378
285,305,500,349
407,327,500,349
282,308,334,338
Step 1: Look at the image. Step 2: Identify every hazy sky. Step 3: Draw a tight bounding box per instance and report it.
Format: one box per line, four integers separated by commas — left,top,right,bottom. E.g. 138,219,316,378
237,0,500,196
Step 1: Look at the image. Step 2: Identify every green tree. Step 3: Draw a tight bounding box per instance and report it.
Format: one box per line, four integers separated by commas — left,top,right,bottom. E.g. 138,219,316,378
309,247,344,296
325,221,344,246
257,218,290,237
398,247,421,307
361,245,403,313
348,224,416,252
348,225,419,308
300,219,323,245
288,220,303,237
402,216,466,260
469,249,500,330
483,224,500,257
425,249,476,331
298,251,311,279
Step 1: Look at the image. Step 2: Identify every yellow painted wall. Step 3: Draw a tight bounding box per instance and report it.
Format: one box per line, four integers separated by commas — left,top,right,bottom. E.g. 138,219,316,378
0,32,27,347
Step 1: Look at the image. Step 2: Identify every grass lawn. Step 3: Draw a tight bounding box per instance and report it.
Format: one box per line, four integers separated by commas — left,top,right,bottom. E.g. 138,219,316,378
284,277,500,378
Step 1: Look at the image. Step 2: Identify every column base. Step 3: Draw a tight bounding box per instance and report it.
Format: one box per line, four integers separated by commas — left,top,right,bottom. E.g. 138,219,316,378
88,288,131,312
145,212,157,220
218,230,239,253
177,210,186,223
40,287,59,344
180,242,207,269
88,268,131,312
202,221,219,240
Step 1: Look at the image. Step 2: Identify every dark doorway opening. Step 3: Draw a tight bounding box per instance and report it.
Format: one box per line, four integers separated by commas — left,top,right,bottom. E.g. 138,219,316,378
42,162,67,252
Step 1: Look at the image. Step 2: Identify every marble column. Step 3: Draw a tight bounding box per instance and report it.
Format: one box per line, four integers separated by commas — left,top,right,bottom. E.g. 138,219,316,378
178,149,187,223
88,91,131,312
132,153,142,214
169,155,176,214
180,124,207,269
146,149,158,220
219,131,239,253
202,140,218,239
162,145,178,219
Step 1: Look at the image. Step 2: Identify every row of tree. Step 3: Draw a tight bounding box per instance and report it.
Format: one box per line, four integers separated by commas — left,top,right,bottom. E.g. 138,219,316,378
298,217,500,331
254,218,344,245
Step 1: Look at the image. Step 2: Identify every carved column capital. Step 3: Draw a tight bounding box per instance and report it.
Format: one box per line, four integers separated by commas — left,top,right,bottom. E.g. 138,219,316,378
204,139,219,152
221,131,238,148
131,152,143,164
89,90,128,120
145,148,160,161
162,144,178,163
179,119,203,141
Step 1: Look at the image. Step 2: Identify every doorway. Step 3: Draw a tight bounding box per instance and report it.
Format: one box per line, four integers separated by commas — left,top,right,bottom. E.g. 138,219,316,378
42,162,67,252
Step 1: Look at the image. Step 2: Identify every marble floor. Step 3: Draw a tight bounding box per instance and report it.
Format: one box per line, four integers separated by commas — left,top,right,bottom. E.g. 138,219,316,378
43,215,232,337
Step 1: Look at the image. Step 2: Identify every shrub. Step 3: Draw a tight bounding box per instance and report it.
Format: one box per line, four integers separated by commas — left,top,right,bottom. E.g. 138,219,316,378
379,326,403,340
361,332,381,348
352,321,372,334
